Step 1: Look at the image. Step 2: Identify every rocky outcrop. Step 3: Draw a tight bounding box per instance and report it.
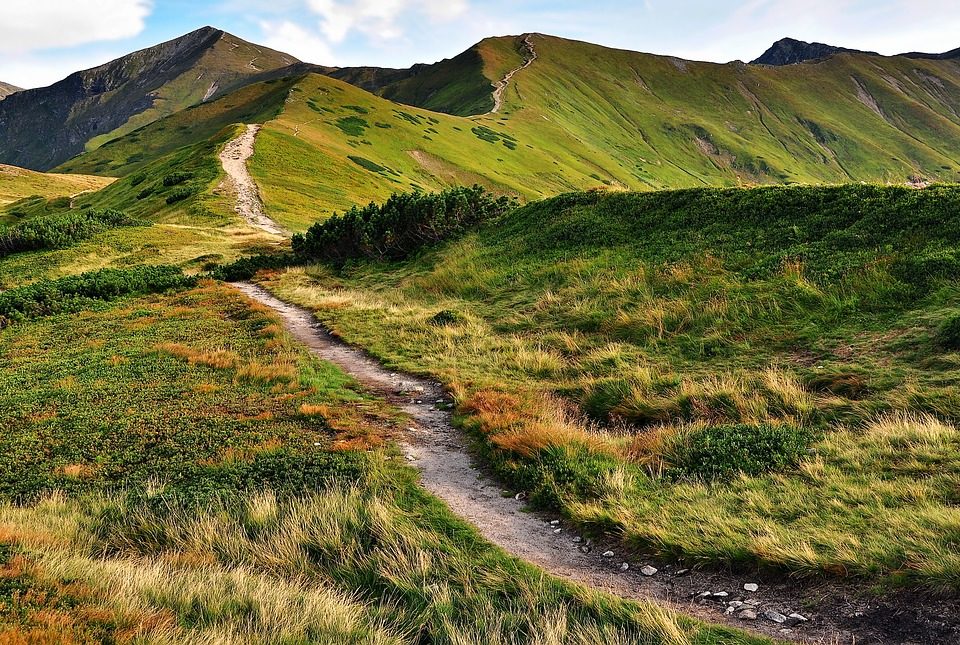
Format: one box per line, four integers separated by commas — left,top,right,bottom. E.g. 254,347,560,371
751,38,874,66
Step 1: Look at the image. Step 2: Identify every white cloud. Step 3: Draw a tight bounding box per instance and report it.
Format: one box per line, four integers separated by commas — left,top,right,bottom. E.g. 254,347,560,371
0,0,153,54
259,19,336,64
305,0,469,43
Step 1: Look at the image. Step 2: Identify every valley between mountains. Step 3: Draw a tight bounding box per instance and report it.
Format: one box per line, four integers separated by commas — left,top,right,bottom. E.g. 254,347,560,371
1,23,960,645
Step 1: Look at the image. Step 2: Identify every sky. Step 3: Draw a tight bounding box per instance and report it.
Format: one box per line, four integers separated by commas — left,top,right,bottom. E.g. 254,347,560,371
2,0,960,89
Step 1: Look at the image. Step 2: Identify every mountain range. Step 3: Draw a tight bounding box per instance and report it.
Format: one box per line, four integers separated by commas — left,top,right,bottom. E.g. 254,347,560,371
3,27,960,211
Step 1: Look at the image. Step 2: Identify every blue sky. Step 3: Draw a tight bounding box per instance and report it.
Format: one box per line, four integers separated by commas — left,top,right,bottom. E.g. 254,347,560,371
2,0,959,89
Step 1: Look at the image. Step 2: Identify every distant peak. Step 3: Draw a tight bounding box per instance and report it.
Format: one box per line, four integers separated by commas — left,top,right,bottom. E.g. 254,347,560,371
751,37,874,66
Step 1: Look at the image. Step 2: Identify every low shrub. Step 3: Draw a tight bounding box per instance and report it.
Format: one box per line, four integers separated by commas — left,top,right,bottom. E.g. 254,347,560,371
0,209,147,256
665,423,812,482
165,186,195,205
935,314,960,351
210,253,298,282
162,171,194,187
428,309,461,327
0,266,196,326
292,186,516,263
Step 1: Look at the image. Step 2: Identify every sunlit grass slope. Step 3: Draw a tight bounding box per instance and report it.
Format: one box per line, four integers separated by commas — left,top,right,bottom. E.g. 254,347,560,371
261,184,960,590
0,164,113,212
0,280,764,645
1,125,280,287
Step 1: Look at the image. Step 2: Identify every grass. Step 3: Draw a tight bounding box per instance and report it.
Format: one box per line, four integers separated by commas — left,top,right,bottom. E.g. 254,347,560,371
255,184,960,591
0,279,766,644
0,164,112,215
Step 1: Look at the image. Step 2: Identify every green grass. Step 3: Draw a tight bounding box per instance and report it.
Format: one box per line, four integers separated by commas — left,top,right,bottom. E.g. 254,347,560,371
0,280,764,644
0,164,112,215
257,184,960,591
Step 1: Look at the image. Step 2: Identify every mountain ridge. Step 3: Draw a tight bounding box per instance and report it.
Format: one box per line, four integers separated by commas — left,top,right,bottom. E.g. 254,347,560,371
0,26,298,171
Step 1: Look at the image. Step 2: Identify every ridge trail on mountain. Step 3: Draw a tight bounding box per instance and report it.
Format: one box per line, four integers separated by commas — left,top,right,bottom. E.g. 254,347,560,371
489,34,538,114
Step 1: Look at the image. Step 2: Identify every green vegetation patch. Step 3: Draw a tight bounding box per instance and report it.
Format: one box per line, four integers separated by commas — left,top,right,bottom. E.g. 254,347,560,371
0,209,147,257
665,424,813,481
335,116,369,137
0,265,195,327
347,155,387,173
293,186,516,263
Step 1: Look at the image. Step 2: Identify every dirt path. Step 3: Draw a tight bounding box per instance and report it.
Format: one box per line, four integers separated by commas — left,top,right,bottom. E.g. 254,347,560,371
489,34,538,114
218,125,285,236
233,282,959,645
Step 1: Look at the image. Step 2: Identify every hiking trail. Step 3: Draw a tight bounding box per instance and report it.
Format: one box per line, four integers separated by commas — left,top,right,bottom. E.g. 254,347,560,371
219,125,285,236
232,281,959,645
489,34,538,114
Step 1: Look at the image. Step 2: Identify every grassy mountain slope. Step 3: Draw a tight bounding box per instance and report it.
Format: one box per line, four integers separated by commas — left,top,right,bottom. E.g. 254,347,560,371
46,32,960,234
0,164,112,208
0,82,20,99
0,27,297,171
261,184,960,590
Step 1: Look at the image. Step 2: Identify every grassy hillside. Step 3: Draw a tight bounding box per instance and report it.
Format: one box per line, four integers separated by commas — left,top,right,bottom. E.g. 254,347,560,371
0,165,113,212
0,124,281,288
0,277,762,644
259,184,960,591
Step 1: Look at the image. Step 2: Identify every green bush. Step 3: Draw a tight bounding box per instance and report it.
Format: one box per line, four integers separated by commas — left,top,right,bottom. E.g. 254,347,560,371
293,186,516,263
0,209,147,256
211,253,298,282
935,314,960,350
165,186,194,204
162,171,194,187
666,423,812,482
0,266,196,327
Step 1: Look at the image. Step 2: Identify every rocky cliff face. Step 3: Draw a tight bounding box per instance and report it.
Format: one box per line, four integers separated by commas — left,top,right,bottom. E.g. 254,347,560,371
0,27,297,171
751,38,874,65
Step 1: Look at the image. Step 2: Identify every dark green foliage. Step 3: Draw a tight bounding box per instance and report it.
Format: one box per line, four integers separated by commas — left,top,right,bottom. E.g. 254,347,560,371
935,314,960,350
162,171,194,186
335,116,369,136
0,266,196,327
0,209,146,256
211,253,298,282
293,186,516,263
343,105,370,114
667,424,812,481
428,309,461,327
165,186,194,204
347,156,387,173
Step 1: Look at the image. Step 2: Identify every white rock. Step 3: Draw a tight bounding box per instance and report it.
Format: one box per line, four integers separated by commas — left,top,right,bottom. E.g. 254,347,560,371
743,583,759,592
640,565,658,576
675,568,690,576
602,550,615,558
550,520,560,526
728,601,744,609
764,611,788,624
712,591,729,598
572,536,583,543
553,528,562,534
738,610,758,621
620,562,630,571
789,613,809,623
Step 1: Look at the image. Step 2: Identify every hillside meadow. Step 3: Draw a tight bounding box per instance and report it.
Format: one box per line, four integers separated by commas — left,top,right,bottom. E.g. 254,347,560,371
0,269,764,644
257,184,960,592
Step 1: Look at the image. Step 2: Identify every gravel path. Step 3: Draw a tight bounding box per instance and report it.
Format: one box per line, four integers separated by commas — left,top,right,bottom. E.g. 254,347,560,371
232,281,960,645
490,34,538,114
218,125,286,236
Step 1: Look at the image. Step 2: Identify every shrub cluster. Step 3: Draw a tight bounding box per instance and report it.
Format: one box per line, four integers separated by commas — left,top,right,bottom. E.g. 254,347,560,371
292,186,515,263
0,209,146,256
0,266,196,327
666,423,812,482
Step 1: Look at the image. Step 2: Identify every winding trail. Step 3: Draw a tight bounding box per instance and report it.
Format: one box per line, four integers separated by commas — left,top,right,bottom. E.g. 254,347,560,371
489,34,538,114
231,282,960,645
219,125,286,236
